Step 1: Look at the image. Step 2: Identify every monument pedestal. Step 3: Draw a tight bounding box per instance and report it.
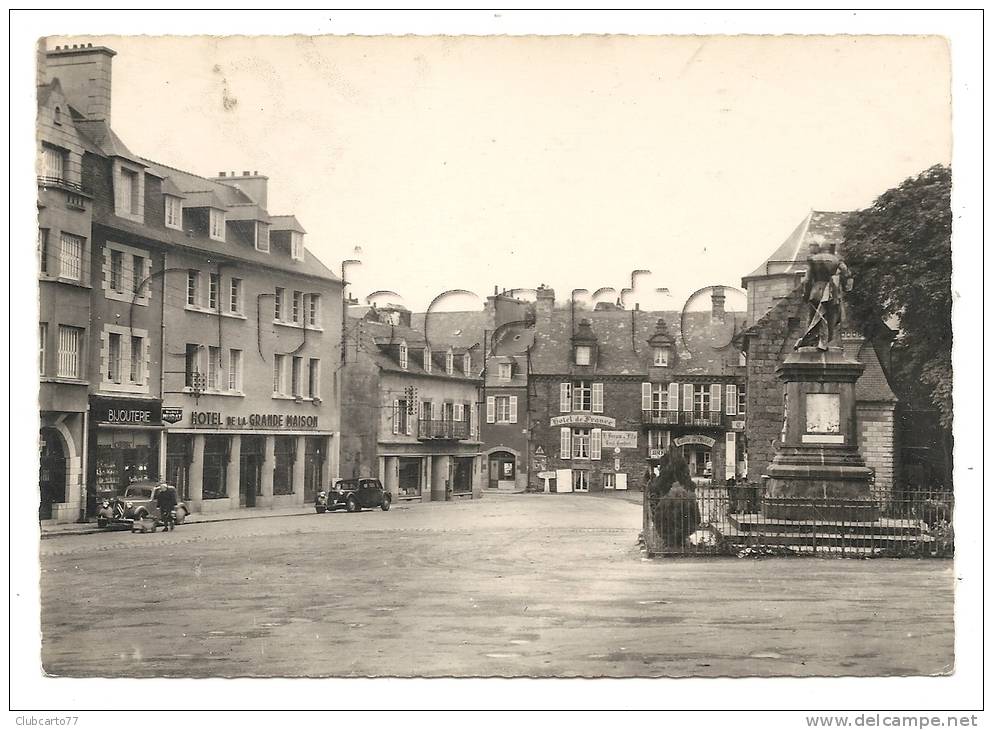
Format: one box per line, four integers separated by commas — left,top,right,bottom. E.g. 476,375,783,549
764,347,876,522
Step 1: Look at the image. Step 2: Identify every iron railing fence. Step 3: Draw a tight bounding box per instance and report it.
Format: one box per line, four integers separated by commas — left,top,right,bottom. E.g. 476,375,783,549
417,419,469,440
642,483,953,558
37,176,89,194
641,410,746,428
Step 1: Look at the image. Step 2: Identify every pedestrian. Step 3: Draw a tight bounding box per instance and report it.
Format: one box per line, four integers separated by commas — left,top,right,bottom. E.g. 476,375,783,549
155,482,178,532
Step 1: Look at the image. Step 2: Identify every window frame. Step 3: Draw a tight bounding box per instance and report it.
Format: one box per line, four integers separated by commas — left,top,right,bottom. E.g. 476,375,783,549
308,358,321,399
164,195,183,230
56,325,84,379
572,428,591,459
209,208,226,242
228,349,243,392
187,270,200,308
255,221,270,252
290,231,304,261
574,345,592,366
39,323,48,376
208,272,220,310
572,380,592,412
59,232,83,282
229,278,242,314
497,362,512,381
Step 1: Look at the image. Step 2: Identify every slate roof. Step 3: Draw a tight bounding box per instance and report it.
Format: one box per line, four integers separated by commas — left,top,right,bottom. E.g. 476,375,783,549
74,119,145,165
409,311,490,351
270,215,307,234
356,319,482,381
529,309,746,377
743,210,850,282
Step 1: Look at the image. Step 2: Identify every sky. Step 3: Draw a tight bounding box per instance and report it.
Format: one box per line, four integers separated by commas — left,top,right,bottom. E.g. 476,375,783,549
46,33,951,313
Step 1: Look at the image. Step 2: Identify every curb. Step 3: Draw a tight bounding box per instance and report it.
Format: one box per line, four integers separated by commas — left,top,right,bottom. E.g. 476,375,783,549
40,509,317,539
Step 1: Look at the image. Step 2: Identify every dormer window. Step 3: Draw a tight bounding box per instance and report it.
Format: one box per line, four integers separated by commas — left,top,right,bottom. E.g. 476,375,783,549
209,209,225,241
164,195,183,230
42,145,66,181
114,161,145,222
256,222,270,252
446,351,454,375
290,231,304,261
423,346,432,374
653,347,670,367
463,353,472,375
575,345,592,366
399,341,408,370
498,362,512,380
739,351,747,367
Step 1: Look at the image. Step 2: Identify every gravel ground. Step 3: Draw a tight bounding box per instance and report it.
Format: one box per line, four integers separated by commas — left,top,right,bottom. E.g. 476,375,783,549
39,493,954,678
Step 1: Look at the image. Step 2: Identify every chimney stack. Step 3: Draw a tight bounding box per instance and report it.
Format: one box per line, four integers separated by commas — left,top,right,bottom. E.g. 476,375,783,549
535,285,555,326
43,44,117,124
212,171,269,208
711,286,726,323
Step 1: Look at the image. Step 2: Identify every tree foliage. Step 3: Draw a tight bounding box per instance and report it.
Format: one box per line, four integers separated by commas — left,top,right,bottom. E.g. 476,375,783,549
842,165,952,428
648,449,693,497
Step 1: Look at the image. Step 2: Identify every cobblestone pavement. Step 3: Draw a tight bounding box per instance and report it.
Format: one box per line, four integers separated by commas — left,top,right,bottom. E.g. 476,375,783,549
39,493,954,678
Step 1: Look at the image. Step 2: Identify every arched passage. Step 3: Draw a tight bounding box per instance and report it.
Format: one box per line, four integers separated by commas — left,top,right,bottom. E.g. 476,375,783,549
486,448,520,489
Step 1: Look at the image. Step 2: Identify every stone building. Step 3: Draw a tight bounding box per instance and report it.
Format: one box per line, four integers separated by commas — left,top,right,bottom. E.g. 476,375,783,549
737,211,899,496
37,52,99,521
340,309,484,501
37,42,342,520
525,286,747,494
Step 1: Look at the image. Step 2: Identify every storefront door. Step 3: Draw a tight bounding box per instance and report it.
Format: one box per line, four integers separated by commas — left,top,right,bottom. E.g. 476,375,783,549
240,436,264,507
303,436,325,502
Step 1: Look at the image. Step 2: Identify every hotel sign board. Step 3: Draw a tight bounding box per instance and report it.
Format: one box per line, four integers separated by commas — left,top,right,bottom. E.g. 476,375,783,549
673,434,717,448
550,415,617,428
601,431,639,449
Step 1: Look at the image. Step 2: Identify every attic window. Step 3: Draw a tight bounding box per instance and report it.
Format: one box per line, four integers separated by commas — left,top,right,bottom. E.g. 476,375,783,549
653,346,670,367
463,353,472,375
256,222,270,253
574,345,592,366
290,231,304,261
446,351,454,375
399,341,408,370
164,195,182,230
209,209,225,241
498,362,512,381
423,346,432,374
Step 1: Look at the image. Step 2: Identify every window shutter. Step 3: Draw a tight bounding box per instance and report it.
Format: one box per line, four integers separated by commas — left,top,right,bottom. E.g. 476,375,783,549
683,384,693,411
405,408,412,436
560,382,571,413
592,382,604,413
726,384,737,415
509,396,518,423
641,382,652,411
616,473,628,491
470,403,477,437
710,384,721,412
725,431,737,481
591,428,602,460
486,396,495,423
392,399,400,434
560,428,571,459
668,382,680,411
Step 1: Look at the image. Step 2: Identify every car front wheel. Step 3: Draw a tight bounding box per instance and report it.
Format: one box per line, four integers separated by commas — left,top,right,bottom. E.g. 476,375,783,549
315,505,326,514
381,494,392,511
97,517,108,528
346,496,359,513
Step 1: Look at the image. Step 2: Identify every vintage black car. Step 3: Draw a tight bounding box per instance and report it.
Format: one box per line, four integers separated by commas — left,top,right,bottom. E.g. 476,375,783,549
316,478,392,513
96,480,190,529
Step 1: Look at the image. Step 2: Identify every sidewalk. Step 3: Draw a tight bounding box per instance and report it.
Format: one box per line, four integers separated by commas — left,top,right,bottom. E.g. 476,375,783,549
40,504,318,539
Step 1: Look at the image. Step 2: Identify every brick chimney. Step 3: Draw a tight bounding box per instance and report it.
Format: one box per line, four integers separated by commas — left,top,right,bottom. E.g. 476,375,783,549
212,171,269,208
535,285,555,327
711,286,726,323
43,43,116,123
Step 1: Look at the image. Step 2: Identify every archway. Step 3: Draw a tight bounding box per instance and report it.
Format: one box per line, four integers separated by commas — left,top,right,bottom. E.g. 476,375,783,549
39,427,67,520
487,449,518,489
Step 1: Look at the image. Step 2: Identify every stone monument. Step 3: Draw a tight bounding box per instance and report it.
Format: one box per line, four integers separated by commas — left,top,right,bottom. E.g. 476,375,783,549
763,243,877,522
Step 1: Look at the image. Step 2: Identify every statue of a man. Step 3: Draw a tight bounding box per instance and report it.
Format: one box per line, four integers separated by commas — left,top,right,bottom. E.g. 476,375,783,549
794,242,853,351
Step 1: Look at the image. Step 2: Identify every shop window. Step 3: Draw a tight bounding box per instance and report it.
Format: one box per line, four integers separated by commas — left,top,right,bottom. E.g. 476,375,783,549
273,436,296,496
202,435,229,500
452,457,474,494
397,457,422,498
93,429,158,499
166,433,193,501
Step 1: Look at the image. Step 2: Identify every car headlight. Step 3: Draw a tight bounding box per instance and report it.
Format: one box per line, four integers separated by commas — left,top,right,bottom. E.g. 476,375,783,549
318,491,326,497
125,501,133,509
101,500,109,508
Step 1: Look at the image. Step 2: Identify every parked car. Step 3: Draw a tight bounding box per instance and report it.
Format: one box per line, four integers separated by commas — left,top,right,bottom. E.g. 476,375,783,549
96,480,190,529
316,478,391,513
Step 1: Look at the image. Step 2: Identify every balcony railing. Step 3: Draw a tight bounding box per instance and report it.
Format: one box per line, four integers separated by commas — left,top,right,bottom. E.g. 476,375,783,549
418,419,469,441
37,176,89,194
642,410,731,428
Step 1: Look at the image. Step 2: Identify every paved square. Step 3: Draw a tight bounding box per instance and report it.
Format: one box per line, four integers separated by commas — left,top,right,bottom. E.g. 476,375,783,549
40,494,953,677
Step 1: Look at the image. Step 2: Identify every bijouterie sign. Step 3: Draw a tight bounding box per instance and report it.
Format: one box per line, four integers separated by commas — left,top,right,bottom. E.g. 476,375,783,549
91,397,162,426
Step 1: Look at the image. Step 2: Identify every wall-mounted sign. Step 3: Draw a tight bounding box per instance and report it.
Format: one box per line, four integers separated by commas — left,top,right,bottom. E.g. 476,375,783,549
534,446,546,456
162,407,184,424
187,410,320,430
601,431,639,449
537,470,556,479
649,448,664,459
550,414,617,428
673,434,717,448
90,397,161,426
731,420,746,431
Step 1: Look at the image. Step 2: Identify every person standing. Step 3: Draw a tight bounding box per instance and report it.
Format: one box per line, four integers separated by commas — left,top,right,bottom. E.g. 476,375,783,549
155,482,178,532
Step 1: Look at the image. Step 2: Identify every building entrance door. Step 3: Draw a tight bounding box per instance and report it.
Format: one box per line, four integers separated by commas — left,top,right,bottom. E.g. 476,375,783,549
303,436,325,502
39,428,66,520
240,436,265,507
